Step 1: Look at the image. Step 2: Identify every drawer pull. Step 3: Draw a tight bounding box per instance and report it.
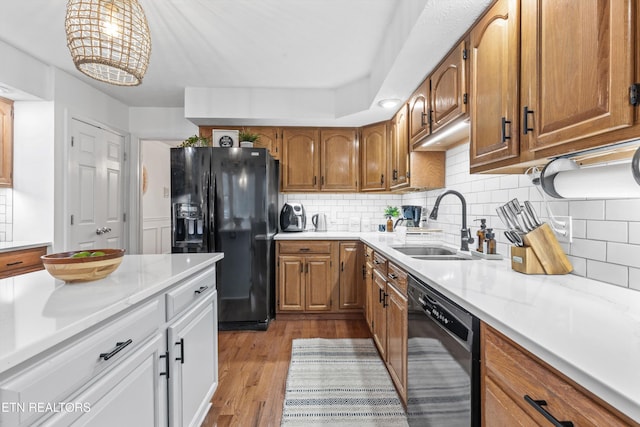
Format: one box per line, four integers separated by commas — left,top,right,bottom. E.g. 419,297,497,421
194,286,208,295
175,338,185,364
388,273,397,279
99,339,133,361
299,248,310,252
159,351,170,379
524,395,574,427
374,259,380,265
6,261,24,266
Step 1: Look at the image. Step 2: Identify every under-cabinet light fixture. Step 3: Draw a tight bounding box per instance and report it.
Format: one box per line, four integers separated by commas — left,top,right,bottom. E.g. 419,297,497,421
540,147,640,199
421,121,469,148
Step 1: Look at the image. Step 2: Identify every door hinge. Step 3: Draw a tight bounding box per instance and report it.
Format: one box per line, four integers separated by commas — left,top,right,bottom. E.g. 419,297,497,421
463,93,468,104
70,214,74,226
630,83,640,106
71,136,74,147
463,49,468,60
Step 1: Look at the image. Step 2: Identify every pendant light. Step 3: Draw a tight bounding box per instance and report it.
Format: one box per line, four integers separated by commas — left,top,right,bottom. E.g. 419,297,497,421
65,0,152,86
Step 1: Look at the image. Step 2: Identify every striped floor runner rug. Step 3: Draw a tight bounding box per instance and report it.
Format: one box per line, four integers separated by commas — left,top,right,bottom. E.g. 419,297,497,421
281,338,409,426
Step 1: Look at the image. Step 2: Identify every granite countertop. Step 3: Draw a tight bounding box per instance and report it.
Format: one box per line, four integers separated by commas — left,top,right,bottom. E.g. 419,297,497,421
0,253,223,375
278,231,640,423
0,241,51,253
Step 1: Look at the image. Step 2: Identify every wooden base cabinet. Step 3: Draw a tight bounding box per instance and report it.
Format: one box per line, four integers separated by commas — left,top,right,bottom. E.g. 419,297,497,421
481,323,637,426
338,242,362,310
367,250,408,405
0,246,47,279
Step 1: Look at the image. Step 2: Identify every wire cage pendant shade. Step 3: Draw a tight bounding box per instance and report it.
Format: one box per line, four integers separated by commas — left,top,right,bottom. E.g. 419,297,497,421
65,0,152,86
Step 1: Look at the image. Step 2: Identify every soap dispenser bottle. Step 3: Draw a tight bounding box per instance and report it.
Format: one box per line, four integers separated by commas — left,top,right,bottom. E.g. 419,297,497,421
475,219,487,252
485,228,496,255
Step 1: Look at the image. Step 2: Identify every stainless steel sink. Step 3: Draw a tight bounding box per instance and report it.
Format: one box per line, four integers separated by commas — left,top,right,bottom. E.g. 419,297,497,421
391,245,457,256
391,245,473,260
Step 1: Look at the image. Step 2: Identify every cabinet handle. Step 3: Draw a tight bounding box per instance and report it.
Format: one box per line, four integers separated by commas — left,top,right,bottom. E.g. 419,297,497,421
501,117,512,143
362,265,366,280
99,339,133,361
388,273,397,280
392,169,398,181
380,174,384,185
175,338,185,364
383,292,389,308
321,176,325,185
421,111,427,127
159,351,170,379
313,176,317,185
428,108,433,129
6,261,23,266
379,288,384,303
373,259,380,265
305,263,309,274
523,106,535,134
194,285,208,295
341,261,344,272
524,395,574,427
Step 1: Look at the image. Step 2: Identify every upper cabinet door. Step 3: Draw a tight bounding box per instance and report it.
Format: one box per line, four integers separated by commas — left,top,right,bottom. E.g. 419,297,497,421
281,128,320,192
360,123,388,191
320,128,359,192
252,127,281,161
430,40,468,134
390,105,409,190
469,0,520,169
520,0,634,156
408,80,430,146
0,97,13,188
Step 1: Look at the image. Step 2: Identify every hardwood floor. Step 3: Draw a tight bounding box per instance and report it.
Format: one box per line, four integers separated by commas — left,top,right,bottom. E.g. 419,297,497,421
201,318,372,427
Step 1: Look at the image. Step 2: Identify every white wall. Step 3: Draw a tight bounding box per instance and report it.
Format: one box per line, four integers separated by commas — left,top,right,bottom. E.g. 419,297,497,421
141,141,174,254
12,101,55,242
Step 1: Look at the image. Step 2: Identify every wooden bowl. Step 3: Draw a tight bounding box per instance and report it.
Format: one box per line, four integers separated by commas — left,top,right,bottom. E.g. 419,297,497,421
41,249,125,282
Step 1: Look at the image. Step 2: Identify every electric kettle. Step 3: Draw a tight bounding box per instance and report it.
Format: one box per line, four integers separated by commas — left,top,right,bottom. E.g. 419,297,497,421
312,213,328,232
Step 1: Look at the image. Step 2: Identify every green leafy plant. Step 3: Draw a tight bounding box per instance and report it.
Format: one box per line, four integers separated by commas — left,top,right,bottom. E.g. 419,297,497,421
178,135,210,148
239,129,260,143
384,206,400,218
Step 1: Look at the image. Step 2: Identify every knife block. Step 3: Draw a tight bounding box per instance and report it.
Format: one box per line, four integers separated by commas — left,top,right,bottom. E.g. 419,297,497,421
510,246,546,274
516,223,573,275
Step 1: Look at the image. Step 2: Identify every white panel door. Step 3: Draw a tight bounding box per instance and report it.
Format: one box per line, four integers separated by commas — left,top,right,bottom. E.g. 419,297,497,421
69,119,124,250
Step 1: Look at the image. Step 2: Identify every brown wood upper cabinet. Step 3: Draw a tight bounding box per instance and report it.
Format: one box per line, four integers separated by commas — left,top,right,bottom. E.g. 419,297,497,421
360,122,388,191
469,0,520,170
0,97,13,188
281,128,321,191
320,128,359,192
250,127,281,161
390,105,409,190
519,0,634,158
281,128,358,192
470,0,637,173
409,41,469,150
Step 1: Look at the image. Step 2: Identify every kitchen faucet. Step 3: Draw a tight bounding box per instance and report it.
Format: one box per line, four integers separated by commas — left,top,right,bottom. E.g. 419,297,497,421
429,189,474,252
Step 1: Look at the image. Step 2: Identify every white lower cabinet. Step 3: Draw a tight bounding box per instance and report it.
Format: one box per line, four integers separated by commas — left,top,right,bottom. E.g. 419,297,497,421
168,290,218,427
43,333,167,427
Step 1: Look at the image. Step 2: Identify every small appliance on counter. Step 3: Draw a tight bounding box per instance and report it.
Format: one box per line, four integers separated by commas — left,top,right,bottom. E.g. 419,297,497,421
280,202,306,232
312,213,328,232
395,205,422,228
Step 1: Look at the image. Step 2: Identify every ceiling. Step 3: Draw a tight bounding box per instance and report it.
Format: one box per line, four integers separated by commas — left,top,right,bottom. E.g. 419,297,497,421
0,0,492,126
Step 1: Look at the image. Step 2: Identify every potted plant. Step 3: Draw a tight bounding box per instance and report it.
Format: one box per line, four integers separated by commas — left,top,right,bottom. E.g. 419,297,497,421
177,135,210,148
384,205,400,219
239,129,260,147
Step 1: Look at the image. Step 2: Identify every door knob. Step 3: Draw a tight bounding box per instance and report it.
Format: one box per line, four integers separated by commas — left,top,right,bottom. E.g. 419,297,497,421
96,228,104,235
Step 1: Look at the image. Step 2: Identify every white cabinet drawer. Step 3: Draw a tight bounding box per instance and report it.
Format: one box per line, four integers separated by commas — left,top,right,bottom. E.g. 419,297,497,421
166,266,216,321
0,299,162,427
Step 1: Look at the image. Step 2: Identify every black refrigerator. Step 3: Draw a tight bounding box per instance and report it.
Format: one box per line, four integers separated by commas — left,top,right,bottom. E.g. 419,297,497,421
170,147,279,330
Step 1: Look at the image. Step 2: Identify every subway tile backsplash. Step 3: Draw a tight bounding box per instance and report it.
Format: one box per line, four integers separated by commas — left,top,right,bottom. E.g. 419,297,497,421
285,141,640,291
0,188,12,242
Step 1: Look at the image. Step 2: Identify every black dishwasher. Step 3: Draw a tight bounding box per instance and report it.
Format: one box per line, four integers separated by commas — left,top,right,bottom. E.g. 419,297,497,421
406,274,480,426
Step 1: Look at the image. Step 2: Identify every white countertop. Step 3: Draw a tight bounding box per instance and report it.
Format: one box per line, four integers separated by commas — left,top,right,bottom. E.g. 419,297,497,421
0,253,223,375
0,241,51,253
279,231,640,422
